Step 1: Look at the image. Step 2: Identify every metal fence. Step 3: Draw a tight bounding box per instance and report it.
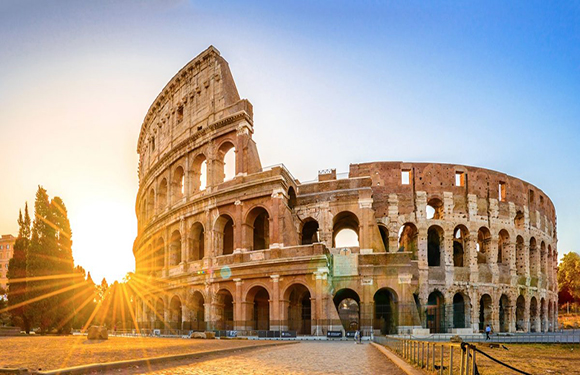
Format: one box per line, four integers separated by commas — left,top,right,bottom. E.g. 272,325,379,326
375,336,532,375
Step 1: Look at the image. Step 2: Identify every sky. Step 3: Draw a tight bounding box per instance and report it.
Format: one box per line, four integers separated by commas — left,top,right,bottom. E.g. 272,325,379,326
1,0,579,282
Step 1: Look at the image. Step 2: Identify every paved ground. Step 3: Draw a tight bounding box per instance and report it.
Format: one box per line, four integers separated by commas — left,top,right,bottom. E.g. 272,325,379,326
112,341,406,375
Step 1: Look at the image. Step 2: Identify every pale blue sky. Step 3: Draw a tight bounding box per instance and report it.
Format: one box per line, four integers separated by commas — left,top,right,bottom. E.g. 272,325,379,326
1,0,578,281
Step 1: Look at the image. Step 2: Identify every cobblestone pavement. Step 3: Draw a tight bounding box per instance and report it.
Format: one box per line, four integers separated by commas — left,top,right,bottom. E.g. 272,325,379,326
113,341,406,375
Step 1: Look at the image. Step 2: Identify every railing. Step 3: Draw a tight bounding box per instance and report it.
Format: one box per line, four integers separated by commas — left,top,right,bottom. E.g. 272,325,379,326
375,336,532,375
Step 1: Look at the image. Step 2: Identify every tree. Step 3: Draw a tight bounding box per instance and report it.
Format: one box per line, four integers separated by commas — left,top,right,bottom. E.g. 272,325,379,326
558,252,580,306
26,187,76,333
7,204,31,332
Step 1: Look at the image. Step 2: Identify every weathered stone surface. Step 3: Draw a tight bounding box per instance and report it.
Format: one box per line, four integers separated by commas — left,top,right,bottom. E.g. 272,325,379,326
190,332,206,339
87,326,108,340
132,47,558,337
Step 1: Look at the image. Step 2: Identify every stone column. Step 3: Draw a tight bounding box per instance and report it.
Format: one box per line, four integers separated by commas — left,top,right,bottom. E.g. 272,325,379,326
233,279,244,330
387,194,399,252
270,275,280,331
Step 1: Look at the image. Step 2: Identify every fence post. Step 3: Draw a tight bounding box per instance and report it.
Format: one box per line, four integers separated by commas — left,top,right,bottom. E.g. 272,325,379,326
433,343,436,370
471,349,477,375
440,344,444,375
426,342,430,371
465,346,470,375
449,346,453,375
459,344,465,375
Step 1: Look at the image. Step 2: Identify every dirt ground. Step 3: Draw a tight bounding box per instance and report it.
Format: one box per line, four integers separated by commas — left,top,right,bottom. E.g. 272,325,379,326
472,343,580,375
411,342,580,375
0,335,270,371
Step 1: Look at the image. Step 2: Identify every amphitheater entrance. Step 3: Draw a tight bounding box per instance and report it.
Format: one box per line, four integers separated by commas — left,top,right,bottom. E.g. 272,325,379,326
452,293,468,329
169,296,183,331
154,297,164,329
246,286,270,331
334,288,360,331
479,294,492,331
426,291,445,333
516,295,525,331
499,294,510,332
530,297,538,332
215,289,234,330
286,284,311,335
540,298,546,332
374,288,398,334
189,291,205,331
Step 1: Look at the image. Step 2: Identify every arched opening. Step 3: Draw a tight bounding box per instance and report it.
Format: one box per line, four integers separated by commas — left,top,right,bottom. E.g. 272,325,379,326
215,290,234,330
287,187,297,210
189,222,204,261
154,298,164,329
426,198,443,220
247,207,270,251
453,293,470,329
477,227,491,264
498,230,510,265
516,295,525,331
374,288,398,334
147,189,155,219
215,215,234,255
191,154,207,192
140,200,147,224
530,297,538,332
153,238,164,272
246,286,270,331
514,211,525,230
427,225,443,267
301,218,319,245
169,230,182,266
169,296,183,331
453,226,468,267
145,244,153,274
529,237,538,277
540,241,547,276
333,288,360,331
399,223,418,259
540,298,546,332
479,294,492,331
548,245,553,284
548,300,553,332
285,284,311,335
427,291,445,333
158,178,168,209
516,236,525,276
189,291,205,331
218,142,236,182
499,294,510,332
172,166,185,201
332,211,359,248
378,225,389,252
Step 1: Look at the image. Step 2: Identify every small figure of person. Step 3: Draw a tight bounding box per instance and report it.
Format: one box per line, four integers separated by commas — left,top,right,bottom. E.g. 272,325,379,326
485,324,491,340
354,330,359,344
358,329,362,344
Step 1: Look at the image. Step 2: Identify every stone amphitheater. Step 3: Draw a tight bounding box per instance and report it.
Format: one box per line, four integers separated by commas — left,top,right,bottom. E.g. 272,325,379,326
133,46,558,336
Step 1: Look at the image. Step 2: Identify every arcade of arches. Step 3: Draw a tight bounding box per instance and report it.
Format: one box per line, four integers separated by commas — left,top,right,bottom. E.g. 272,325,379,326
133,47,558,336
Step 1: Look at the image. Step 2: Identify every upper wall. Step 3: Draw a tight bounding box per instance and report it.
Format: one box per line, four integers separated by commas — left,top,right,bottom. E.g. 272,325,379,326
349,161,556,225
137,46,249,182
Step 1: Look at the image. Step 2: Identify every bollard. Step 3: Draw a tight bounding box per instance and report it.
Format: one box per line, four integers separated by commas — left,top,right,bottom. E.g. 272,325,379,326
471,349,476,375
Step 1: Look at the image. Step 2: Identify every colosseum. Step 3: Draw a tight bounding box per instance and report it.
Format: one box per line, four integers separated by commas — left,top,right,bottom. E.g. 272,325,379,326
133,46,558,337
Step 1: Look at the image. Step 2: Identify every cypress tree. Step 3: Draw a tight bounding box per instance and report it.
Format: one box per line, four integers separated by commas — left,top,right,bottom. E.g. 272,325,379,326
26,187,57,332
51,196,75,333
7,204,31,333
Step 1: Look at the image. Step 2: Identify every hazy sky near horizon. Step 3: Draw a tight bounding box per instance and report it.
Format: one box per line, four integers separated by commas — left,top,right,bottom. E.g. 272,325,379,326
1,0,579,282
